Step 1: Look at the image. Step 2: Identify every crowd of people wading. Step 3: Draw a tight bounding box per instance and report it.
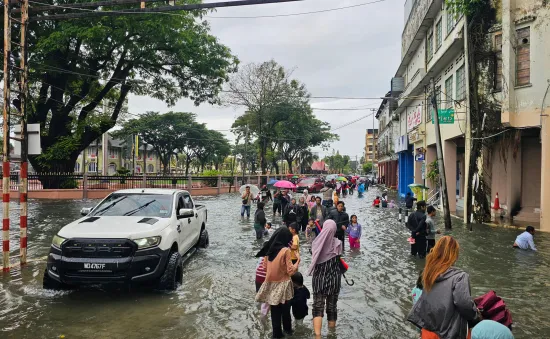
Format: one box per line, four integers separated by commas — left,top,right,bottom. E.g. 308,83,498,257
238,174,531,338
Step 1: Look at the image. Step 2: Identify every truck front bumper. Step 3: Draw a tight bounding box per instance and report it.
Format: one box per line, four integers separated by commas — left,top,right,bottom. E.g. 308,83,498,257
46,245,170,285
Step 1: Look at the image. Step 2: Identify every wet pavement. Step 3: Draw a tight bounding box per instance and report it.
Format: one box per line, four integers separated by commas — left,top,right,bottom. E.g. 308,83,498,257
1,188,550,338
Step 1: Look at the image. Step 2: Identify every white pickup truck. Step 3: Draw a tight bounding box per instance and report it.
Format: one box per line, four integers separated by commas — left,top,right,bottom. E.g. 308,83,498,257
43,189,208,291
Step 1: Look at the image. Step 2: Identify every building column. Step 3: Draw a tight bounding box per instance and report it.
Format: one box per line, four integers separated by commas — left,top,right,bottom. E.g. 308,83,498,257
505,138,522,218
444,141,457,213
541,118,550,231
501,0,516,126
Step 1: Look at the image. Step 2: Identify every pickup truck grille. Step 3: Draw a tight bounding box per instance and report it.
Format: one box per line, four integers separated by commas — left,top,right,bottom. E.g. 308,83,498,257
62,239,135,258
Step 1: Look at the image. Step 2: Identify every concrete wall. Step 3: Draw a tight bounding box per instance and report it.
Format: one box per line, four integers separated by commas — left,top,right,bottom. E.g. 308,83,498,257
521,137,541,208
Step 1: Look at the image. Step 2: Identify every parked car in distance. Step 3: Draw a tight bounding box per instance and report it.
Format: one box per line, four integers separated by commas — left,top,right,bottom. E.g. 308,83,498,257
296,177,324,193
43,189,208,291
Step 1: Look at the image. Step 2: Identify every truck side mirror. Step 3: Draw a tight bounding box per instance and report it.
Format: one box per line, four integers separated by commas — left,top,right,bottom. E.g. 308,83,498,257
178,208,194,219
81,207,92,216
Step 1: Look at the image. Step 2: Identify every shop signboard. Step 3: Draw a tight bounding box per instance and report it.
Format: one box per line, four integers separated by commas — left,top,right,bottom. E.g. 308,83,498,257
407,104,422,131
432,108,455,124
394,135,409,153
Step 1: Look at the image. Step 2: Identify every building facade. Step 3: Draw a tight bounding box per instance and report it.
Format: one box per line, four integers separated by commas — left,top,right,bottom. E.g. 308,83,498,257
75,132,161,175
387,0,548,230
376,93,399,188
364,128,378,173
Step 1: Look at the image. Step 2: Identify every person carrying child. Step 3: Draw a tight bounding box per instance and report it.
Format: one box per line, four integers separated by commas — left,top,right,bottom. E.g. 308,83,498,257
289,272,311,325
306,218,319,245
289,223,300,265
346,214,362,249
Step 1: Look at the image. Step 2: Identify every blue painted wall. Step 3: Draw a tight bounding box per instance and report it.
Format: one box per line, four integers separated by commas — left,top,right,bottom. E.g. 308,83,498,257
398,149,414,198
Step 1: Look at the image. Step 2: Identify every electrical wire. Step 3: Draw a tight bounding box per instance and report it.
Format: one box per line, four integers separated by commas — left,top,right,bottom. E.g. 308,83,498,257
27,0,387,20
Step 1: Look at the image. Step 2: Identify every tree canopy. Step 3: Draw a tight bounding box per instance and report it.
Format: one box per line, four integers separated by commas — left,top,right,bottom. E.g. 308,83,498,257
115,111,230,175
3,4,238,174
225,60,337,174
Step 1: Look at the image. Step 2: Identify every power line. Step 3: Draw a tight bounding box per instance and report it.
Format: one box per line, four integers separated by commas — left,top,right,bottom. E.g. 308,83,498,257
28,0,304,22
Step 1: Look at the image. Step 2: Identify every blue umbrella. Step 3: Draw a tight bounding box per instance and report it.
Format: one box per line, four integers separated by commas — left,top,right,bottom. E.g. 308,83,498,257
268,178,279,185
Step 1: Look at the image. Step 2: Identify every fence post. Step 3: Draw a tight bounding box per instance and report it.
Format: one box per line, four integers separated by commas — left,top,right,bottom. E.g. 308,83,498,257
188,175,192,194
217,175,222,195
234,176,238,191
82,172,88,200
142,174,147,188
247,175,250,185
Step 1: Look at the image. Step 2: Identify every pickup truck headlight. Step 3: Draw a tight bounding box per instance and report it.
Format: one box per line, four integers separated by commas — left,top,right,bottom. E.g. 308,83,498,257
134,236,161,250
52,235,66,249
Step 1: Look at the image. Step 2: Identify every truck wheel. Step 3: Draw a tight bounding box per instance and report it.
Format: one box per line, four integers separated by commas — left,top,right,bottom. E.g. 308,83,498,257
197,229,209,248
158,251,183,291
42,269,67,290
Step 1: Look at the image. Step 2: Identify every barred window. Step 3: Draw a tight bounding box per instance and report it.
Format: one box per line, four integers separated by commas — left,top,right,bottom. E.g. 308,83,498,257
445,76,453,107
435,19,442,50
447,10,455,35
427,32,434,62
456,65,466,101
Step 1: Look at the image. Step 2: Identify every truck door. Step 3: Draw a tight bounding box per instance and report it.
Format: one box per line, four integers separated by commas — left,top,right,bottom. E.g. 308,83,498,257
175,194,187,253
182,193,199,252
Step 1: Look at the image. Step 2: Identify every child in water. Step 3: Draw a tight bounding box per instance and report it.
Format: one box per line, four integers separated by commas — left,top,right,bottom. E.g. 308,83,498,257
346,214,362,249
305,218,318,244
411,270,423,305
290,272,311,325
373,196,381,207
289,223,300,265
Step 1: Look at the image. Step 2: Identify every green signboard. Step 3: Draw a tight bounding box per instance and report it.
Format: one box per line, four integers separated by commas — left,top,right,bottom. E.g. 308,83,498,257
431,108,455,124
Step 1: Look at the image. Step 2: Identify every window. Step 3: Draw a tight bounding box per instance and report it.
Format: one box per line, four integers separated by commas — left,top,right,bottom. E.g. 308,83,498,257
516,27,530,86
183,194,193,209
368,146,373,152
456,65,466,101
447,9,455,35
427,32,434,61
109,148,118,159
87,146,97,157
74,162,81,173
494,34,503,91
88,162,97,172
108,163,117,175
435,19,442,50
445,76,454,107
147,164,154,173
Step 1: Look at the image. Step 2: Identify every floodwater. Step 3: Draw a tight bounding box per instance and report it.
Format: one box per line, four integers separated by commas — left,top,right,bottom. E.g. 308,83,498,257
1,189,550,339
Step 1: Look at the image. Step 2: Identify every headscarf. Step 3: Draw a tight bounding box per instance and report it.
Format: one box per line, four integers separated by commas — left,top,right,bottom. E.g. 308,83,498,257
303,189,309,202
256,227,293,261
307,220,342,275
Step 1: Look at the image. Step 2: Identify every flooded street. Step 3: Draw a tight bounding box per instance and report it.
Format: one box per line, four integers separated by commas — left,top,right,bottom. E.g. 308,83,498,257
1,188,550,338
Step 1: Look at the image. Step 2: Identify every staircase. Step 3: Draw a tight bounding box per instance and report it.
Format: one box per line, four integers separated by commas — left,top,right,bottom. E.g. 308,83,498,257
427,188,440,208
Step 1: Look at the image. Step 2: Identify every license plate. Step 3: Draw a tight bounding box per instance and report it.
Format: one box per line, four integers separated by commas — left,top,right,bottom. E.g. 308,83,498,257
84,263,106,269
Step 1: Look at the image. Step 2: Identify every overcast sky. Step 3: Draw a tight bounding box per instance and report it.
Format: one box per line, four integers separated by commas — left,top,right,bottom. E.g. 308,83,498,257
128,0,403,160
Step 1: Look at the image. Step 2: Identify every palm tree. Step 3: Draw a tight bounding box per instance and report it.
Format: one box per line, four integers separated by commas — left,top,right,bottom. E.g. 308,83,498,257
297,149,318,174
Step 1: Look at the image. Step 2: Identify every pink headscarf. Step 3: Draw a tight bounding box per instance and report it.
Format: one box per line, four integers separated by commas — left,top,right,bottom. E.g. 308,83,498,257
307,220,342,276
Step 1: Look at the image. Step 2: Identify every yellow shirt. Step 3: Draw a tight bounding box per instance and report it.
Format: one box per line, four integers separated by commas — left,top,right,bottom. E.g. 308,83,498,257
290,234,300,261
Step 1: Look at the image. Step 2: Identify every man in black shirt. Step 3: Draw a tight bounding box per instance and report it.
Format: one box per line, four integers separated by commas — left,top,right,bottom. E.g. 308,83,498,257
328,201,350,250
407,201,427,258
405,192,417,210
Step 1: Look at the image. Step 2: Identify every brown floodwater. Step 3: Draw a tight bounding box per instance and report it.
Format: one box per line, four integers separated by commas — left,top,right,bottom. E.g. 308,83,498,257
1,189,549,338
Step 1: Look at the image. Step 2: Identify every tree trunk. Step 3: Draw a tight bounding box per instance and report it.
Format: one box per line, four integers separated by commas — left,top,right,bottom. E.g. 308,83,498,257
184,156,192,177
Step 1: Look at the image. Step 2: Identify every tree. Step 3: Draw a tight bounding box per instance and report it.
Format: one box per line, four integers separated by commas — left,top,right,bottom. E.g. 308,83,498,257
115,112,197,174
324,152,350,173
14,5,237,180
297,149,318,174
226,60,313,174
362,162,373,174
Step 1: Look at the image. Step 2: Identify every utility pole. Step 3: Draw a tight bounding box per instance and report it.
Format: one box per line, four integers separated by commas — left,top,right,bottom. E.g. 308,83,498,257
19,0,29,266
132,134,136,174
143,142,147,175
2,0,11,272
241,125,248,185
431,79,452,229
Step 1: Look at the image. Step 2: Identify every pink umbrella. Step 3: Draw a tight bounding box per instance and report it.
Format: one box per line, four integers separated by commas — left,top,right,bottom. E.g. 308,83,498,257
273,180,296,189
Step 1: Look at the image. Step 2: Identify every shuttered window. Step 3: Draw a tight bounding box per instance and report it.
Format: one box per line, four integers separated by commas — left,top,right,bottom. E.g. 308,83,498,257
456,65,466,101
447,10,455,35
445,76,453,107
435,20,442,50
494,34,502,91
516,27,530,86
427,32,434,62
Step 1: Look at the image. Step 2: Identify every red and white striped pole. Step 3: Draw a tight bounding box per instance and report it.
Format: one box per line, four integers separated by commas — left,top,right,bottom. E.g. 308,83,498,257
19,162,27,265
2,0,12,272
2,162,9,271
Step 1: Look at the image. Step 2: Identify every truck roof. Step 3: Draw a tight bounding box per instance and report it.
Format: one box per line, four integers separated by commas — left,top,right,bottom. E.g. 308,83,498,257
114,188,189,195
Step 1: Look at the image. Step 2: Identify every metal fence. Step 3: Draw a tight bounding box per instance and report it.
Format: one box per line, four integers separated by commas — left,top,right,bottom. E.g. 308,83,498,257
2,172,322,192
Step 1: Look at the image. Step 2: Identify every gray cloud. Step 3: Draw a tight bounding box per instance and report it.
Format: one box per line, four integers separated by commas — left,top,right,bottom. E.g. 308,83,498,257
128,0,403,159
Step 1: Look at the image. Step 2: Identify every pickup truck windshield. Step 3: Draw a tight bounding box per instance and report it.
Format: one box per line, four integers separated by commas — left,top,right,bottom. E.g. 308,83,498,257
91,193,173,218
